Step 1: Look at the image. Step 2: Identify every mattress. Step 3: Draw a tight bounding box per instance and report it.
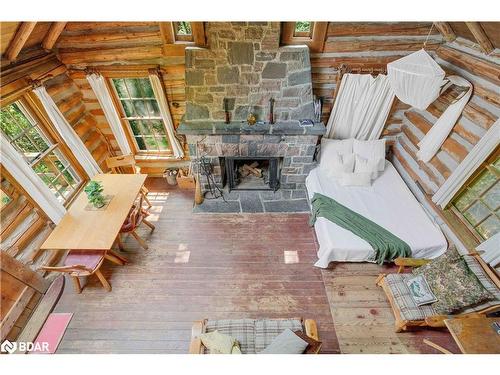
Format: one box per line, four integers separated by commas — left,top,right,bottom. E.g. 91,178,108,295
306,161,447,268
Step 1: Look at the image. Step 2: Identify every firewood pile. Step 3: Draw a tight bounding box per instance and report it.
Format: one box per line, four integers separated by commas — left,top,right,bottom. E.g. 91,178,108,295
238,162,262,178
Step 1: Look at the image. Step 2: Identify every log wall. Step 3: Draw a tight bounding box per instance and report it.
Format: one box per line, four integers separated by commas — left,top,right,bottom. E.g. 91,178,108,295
0,51,110,341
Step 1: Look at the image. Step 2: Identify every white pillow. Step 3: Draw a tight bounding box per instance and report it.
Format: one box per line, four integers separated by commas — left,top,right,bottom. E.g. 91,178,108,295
322,153,354,179
353,139,386,172
355,155,379,180
320,138,354,167
340,171,372,187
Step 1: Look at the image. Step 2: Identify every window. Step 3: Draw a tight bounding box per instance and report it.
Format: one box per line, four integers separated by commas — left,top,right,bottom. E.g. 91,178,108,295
451,151,499,240
0,185,12,209
111,78,171,154
294,22,313,37
174,22,192,41
281,22,327,52
0,100,83,205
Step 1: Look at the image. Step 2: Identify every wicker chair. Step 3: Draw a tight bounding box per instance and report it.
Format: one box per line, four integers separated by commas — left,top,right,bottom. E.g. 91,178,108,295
189,318,320,354
376,253,500,332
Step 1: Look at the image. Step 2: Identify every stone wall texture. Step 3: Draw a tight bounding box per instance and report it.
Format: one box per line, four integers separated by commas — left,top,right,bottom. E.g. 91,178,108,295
186,134,318,192
185,22,315,124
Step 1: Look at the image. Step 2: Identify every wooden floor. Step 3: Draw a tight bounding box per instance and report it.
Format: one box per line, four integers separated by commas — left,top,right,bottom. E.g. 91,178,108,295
53,178,456,354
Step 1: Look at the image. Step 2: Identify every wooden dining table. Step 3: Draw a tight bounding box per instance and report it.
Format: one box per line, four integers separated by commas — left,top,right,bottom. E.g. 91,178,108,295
41,173,147,252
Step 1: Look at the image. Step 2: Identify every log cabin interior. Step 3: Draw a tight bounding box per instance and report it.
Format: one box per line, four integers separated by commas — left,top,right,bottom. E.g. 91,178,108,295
1,1,499,368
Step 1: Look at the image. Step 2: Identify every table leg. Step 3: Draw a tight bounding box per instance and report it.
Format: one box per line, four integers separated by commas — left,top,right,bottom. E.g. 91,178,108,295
423,339,453,354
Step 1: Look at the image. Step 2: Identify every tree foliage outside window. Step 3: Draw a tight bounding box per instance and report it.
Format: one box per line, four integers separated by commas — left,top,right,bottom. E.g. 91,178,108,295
112,78,170,153
0,101,82,204
452,155,499,240
175,22,192,35
294,22,312,35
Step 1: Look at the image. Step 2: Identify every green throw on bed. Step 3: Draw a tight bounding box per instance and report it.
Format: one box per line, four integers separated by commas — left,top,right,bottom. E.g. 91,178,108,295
309,193,411,265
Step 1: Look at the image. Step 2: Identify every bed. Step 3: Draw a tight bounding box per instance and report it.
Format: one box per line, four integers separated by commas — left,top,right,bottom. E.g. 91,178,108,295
305,161,447,268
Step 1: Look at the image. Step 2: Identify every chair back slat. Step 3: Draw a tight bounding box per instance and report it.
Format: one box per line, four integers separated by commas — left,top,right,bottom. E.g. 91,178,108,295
105,154,137,174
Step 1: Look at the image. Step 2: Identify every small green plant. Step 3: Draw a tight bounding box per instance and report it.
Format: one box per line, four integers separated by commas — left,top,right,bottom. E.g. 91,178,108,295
84,180,105,208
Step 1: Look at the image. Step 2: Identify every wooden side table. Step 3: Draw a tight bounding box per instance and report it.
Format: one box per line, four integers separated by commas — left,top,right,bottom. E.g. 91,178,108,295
424,316,500,354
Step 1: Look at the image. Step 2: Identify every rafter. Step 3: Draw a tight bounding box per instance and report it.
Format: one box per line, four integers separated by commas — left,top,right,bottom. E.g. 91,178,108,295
42,22,67,50
465,22,494,54
433,22,456,42
4,22,37,61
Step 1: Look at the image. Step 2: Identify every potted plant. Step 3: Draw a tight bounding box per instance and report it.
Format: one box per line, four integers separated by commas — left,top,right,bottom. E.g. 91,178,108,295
84,180,106,208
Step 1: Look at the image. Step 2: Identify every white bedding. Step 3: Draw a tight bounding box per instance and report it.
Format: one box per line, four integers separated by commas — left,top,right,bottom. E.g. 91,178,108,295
306,161,447,268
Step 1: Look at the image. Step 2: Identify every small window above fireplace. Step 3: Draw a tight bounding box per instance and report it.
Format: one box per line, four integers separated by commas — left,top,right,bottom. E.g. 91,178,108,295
224,157,281,192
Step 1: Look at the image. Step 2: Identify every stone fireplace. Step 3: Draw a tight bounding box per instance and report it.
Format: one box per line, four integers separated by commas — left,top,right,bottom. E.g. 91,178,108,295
177,22,325,213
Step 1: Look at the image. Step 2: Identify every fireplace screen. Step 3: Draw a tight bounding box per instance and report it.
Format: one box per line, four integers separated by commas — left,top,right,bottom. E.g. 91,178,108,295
224,157,280,191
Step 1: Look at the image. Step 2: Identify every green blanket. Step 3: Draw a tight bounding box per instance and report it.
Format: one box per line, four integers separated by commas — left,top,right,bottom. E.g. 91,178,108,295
309,193,411,265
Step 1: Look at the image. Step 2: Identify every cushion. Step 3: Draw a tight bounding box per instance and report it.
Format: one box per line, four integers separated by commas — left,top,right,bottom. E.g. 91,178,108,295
406,274,437,306
413,248,493,314
64,250,105,271
354,154,379,180
322,153,355,179
254,318,303,352
259,329,309,354
353,138,386,171
385,273,437,321
293,331,322,354
320,138,354,166
461,255,500,314
199,330,241,354
205,319,255,354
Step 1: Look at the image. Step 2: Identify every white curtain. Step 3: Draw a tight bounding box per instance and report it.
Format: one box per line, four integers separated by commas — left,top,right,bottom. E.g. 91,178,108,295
86,73,132,156
33,86,101,178
387,49,446,110
417,76,473,162
477,232,500,268
148,73,184,159
1,135,66,224
432,119,499,208
325,73,395,140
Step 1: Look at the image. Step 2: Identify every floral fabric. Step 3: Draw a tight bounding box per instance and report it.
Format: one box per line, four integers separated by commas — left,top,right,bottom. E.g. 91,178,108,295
413,248,493,314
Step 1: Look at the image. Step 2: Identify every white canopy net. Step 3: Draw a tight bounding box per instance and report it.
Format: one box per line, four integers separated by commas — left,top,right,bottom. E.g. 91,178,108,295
387,49,446,110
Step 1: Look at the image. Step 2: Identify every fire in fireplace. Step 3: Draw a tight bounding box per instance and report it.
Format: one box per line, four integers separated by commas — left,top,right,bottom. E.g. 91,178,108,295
224,157,281,191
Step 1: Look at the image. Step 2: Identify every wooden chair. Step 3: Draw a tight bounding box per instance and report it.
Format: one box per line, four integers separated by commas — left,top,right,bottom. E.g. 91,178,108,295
118,195,155,250
105,154,152,209
189,318,321,354
377,253,500,332
38,249,127,293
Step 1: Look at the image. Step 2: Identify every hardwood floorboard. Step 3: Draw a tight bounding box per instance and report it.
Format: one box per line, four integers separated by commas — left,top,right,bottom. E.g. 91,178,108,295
52,177,456,354
54,179,339,353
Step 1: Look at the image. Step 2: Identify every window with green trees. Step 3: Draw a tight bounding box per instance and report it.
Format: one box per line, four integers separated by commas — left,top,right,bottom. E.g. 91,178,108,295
111,78,171,153
451,150,499,240
0,101,83,205
294,22,313,36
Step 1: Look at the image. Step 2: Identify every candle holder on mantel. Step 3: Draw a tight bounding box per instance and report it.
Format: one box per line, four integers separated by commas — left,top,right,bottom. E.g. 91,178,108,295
223,98,231,124
247,113,257,126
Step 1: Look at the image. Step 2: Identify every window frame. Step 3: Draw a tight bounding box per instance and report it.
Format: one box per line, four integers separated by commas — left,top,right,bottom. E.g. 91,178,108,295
447,146,500,243
0,93,87,207
159,22,206,46
281,22,328,52
293,22,314,38
106,75,174,157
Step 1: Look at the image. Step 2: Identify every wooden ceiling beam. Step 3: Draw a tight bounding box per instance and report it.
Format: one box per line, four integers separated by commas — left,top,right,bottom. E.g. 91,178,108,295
42,22,67,50
465,22,494,54
4,22,37,61
433,22,456,42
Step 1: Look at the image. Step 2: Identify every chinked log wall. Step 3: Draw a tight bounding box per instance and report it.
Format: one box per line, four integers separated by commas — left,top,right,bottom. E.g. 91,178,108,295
55,22,188,175
0,51,110,342
392,46,499,195
310,23,499,196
